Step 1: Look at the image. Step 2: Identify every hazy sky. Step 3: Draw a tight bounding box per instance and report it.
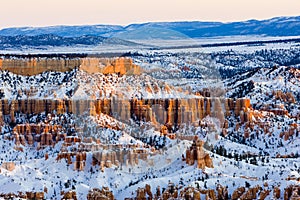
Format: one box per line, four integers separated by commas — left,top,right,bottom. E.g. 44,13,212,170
0,0,300,29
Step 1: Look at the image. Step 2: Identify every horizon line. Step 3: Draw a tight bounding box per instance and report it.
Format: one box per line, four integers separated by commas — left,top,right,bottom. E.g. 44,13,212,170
0,15,298,30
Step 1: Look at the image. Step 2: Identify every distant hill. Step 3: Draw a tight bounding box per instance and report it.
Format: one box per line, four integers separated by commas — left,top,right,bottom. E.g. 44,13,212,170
1,16,300,40
0,25,123,37
0,34,140,50
112,27,189,40
131,16,300,38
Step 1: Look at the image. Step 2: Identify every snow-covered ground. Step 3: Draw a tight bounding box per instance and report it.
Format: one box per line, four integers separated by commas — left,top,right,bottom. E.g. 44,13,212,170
0,38,299,199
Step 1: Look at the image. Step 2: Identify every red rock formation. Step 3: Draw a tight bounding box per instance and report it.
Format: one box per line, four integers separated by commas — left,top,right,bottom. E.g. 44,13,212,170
73,152,86,171
207,189,217,200
284,185,300,200
186,136,213,169
179,186,216,200
160,125,168,136
57,99,66,115
214,98,225,124
290,186,300,200
216,184,229,200
180,187,199,200
10,100,16,123
45,153,49,160
145,184,153,199
273,90,296,103
234,98,251,116
125,184,300,200
12,123,64,147
244,129,250,138
0,97,252,129
56,152,86,171
260,190,270,200
35,192,44,200
0,191,53,200
0,101,3,126
136,187,146,200
87,187,114,200
232,187,246,200
57,143,148,171
240,186,260,200
1,162,15,171
80,57,141,75
62,190,77,200
0,57,80,76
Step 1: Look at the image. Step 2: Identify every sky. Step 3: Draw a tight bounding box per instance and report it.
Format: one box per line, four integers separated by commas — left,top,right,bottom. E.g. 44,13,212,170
0,0,299,29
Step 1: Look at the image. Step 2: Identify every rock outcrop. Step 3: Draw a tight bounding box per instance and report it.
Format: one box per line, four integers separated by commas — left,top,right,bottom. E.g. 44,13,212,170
273,90,296,104
185,136,213,169
124,184,299,200
62,190,77,200
0,57,141,76
273,186,281,199
259,189,270,200
179,187,216,200
1,162,15,171
12,123,64,147
80,57,141,75
0,57,80,76
73,152,86,171
0,97,253,131
87,187,114,200
232,187,246,200
239,186,260,200
284,185,300,200
216,184,229,200
0,191,45,200
130,182,178,200
56,139,150,171
56,151,87,171
134,184,154,200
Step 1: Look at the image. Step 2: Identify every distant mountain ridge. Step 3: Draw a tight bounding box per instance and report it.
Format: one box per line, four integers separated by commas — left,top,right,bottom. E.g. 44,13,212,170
1,16,300,39
0,25,123,37
0,34,140,50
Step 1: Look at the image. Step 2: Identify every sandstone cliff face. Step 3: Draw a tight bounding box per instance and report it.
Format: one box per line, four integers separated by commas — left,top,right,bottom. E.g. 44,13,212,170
0,56,253,130
80,57,141,75
0,58,80,76
12,123,64,147
56,139,150,171
0,57,141,76
0,97,252,127
123,97,251,130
